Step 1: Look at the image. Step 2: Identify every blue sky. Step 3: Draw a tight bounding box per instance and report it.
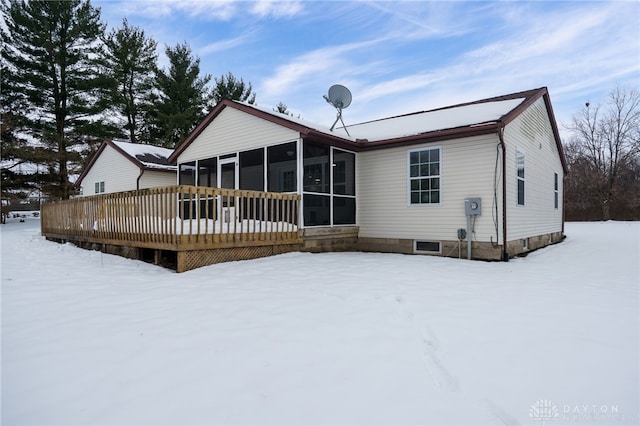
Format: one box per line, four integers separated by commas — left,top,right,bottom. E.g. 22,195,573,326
95,0,640,139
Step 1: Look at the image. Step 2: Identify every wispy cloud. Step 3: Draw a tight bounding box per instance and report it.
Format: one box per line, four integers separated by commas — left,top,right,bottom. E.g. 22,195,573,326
260,38,387,98
104,0,305,21
108,0,238,20
358,73,445,103
250,0,304,18
199,31,257,56
365,1,477,40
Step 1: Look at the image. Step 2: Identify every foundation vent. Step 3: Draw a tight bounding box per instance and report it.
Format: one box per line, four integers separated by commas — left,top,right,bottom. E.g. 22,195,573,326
415,240,441,253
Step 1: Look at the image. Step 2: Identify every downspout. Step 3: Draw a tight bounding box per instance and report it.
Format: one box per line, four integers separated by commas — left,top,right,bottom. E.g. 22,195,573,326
136,167,144,190
498,123,509,261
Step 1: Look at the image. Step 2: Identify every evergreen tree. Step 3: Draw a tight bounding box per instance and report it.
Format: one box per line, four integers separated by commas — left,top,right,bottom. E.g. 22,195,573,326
274,102,290,114
0,54,41,205
150,43,211,148
273,101,300,118
1,0,114,199
211,72,256,106
102,18,157,144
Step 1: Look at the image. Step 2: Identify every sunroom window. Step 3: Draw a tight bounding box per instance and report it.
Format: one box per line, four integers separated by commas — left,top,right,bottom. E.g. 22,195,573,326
268,142,297,192
303,143,330,193
302,142,356,226
179,161,196,185
198,158,217,187
239,148,264,191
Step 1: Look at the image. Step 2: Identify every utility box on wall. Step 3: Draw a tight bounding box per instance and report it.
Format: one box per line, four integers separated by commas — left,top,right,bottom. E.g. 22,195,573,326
464,197,481,216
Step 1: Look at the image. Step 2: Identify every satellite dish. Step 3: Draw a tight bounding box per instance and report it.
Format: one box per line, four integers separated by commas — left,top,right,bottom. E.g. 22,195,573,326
323,84,352,135
326,84,352,109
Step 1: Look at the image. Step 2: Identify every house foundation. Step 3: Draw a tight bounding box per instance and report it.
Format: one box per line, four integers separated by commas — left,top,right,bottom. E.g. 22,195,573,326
355,231,564,261
301,226,359,252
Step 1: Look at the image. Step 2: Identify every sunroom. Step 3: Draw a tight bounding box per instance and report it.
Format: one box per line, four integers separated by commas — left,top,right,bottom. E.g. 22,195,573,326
176,140,357,229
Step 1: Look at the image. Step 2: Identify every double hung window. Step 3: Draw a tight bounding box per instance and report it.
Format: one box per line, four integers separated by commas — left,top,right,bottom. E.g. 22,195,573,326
409,147,441,205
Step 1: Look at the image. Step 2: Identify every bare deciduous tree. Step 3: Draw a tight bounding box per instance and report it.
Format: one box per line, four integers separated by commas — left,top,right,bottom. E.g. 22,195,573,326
565,86,640,220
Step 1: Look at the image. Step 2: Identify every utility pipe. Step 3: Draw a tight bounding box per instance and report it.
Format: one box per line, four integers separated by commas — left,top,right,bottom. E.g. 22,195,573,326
498,123,509,262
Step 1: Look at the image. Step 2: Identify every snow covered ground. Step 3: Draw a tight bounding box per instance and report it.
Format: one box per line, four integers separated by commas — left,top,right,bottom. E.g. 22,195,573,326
1,217,638,425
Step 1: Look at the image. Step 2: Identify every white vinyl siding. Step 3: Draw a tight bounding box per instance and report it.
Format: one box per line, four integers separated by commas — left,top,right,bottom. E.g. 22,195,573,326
178,107,299,163
81,145,175,196
139,170,176,189
81,145,140,196
357,134,502,242
504,97,563,240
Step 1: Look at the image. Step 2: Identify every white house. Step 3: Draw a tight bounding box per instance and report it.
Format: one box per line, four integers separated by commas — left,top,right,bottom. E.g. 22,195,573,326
77,140,176,196
168,87,566,260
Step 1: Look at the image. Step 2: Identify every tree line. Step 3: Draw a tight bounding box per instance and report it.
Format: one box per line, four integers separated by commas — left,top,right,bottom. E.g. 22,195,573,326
564,87,640,221
1,0,258,200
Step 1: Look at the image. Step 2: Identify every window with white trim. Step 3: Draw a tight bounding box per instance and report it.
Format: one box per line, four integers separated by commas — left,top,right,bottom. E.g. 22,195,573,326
409,147,440,204
554,172,559,209
94,181,105,194
516,149,525,206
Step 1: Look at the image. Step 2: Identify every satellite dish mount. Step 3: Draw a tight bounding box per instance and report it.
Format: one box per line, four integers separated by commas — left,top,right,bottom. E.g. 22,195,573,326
323,84,352,137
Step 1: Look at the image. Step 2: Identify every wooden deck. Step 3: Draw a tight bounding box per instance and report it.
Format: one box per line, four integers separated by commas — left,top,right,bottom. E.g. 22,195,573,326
41,186,302,272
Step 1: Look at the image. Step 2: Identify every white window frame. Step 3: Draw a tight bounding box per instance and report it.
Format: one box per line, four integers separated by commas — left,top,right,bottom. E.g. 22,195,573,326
516,149,525,206
95,181,105,194
408,146,442,206
554,172,559,209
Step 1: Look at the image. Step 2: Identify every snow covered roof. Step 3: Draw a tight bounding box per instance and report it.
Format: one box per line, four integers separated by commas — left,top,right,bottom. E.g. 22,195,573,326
111,140,176,171
241,103,355,142
334,98,525,142
170,87,564,171
76,140,176,186
226,91,531,144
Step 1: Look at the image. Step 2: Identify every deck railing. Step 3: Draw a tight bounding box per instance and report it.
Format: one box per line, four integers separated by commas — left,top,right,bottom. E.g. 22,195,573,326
41,185,301,251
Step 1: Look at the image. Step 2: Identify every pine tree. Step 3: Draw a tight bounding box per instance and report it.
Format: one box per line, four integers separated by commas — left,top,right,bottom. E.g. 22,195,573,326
274,102,290,114
273,101,300,118
1,0,114,199
149,43,211,148
211,72,256,106
102,18,158,144
0,55,41,205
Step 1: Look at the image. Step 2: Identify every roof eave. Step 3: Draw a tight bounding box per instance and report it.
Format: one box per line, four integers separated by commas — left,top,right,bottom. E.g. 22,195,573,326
542,92,568,174
353,123,501,151
168,100,355,163
140,164,178,172
499,87,567,174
